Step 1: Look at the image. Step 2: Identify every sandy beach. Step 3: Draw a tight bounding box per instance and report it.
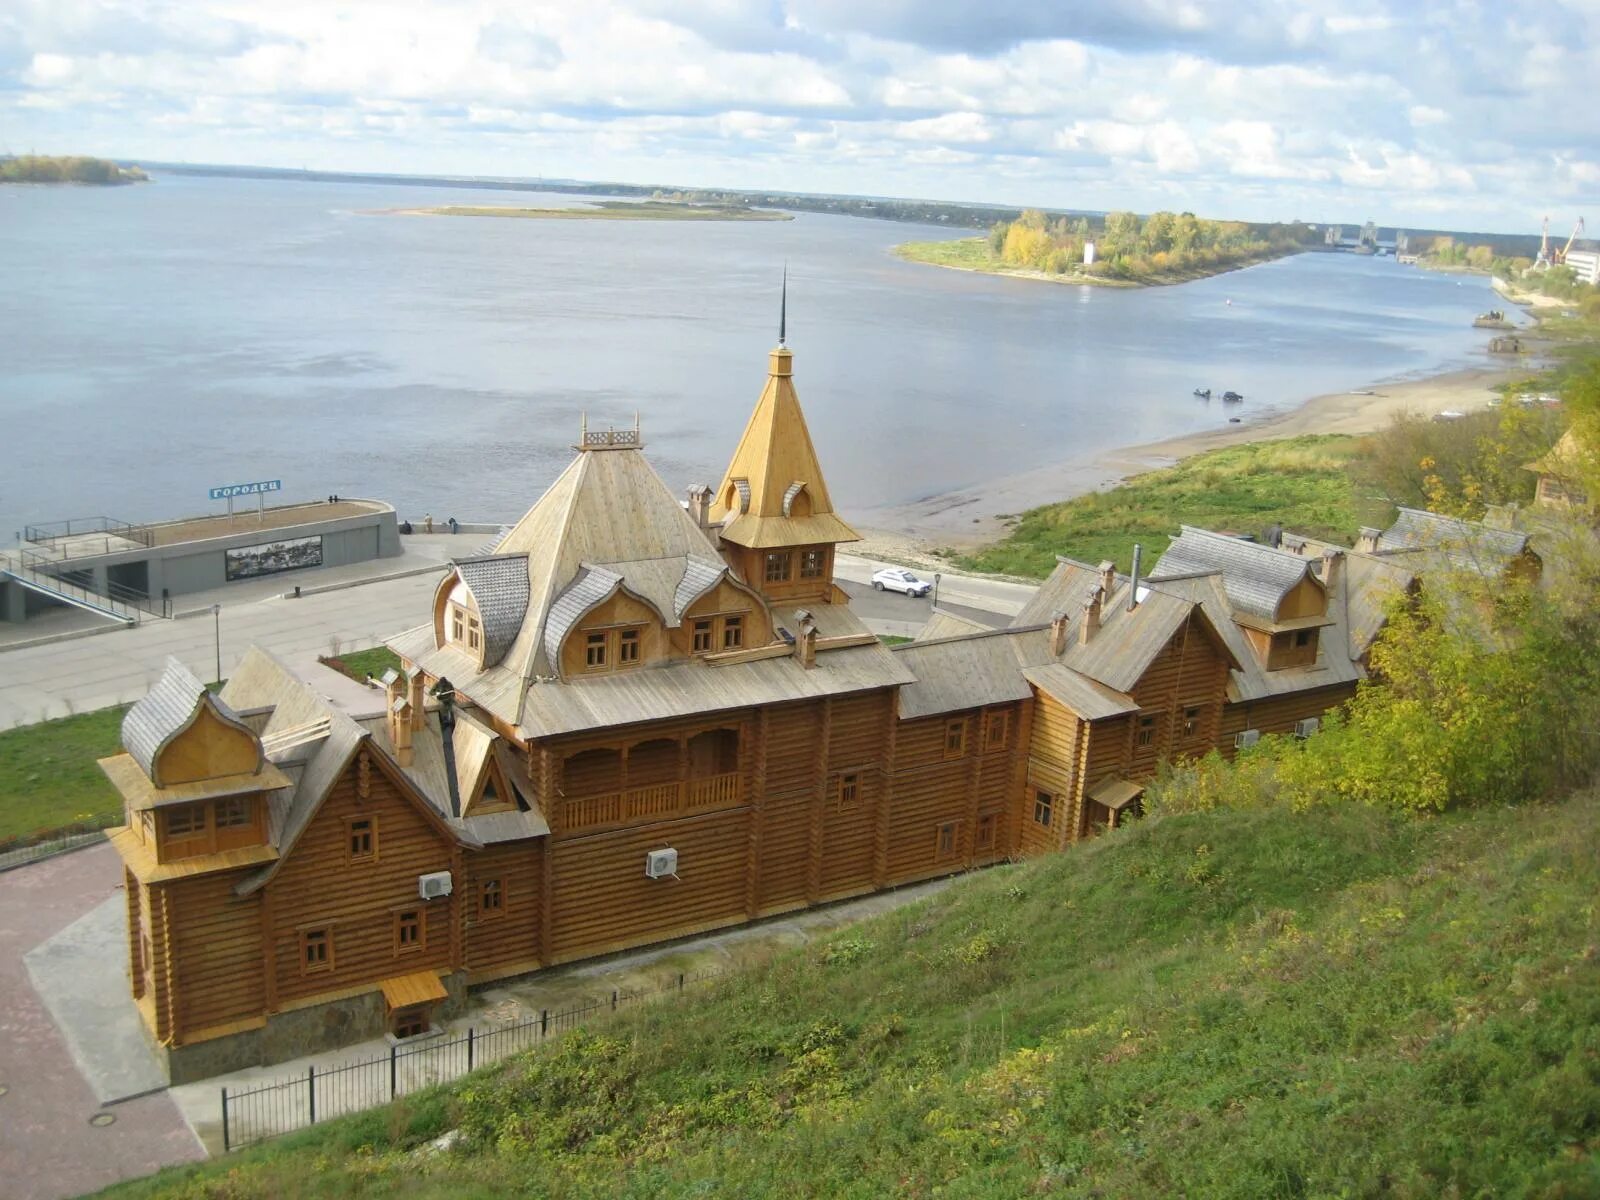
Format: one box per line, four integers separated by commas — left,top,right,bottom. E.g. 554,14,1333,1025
854,363,1525,561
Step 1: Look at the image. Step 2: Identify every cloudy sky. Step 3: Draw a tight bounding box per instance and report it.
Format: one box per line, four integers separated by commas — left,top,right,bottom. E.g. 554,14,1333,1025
4,1,1596,231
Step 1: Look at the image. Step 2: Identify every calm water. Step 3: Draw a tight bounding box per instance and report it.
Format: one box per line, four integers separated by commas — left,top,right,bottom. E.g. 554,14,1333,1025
2,173,1508,536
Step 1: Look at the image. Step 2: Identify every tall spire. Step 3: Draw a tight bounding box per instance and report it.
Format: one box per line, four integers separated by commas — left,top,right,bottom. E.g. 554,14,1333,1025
778,263,787,347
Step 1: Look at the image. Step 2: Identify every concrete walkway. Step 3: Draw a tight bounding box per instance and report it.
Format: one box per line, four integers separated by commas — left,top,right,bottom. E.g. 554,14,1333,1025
25,896,170,1105
0,545,1036,732
0,843,203,1200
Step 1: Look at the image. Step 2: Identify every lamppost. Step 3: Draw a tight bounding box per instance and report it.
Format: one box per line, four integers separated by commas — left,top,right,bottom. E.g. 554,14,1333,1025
211,603,222,685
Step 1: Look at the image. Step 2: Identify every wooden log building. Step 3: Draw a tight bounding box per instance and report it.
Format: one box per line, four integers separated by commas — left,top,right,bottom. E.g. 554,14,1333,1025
102,338,1419,1080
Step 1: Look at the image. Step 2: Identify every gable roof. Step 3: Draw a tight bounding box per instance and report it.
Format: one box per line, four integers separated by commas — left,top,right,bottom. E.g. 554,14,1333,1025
1374,507,1533,574
1150,527,1321,622
710,345,860,549
122,657,259,786
892,629,1036,720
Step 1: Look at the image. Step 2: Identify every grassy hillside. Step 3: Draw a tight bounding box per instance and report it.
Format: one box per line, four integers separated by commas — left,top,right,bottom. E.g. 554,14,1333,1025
0,704,127,843
100,789,1600,1198
960,434,1386,578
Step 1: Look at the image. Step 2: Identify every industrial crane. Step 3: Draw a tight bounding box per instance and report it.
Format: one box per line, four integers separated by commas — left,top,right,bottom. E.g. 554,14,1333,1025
1537,216,1551,267
1554,217,1586,266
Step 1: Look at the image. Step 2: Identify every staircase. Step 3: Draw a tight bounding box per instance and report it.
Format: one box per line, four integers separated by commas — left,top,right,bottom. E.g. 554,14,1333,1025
0,548,162,626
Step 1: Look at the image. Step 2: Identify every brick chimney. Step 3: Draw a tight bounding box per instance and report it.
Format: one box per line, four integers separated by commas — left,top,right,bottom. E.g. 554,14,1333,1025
795,609,818,669
1355,527,1381,554
685,484,712,529
1318,549,1343,595
1098,560,1116,599
1049,610,1070,656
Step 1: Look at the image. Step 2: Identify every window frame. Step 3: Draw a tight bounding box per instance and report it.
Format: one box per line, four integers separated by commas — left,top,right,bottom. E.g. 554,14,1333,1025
836,772,859,808
721,614,744,650
943,718,968,759
1033,789,1053,828
392,1006,428,1039
799,548,826,579
935,821,959,861
1183,705,1202,738
215,795,252,829
618,627,642,666
584,631,609,670
1136,712,1159,748
394,908,425,954
301,927,333,975
348,816,377,861
479,878,505,920
764,551,792,584
691,619,714,653
163,802,206,840
975,813,997,851
983,710,1010,751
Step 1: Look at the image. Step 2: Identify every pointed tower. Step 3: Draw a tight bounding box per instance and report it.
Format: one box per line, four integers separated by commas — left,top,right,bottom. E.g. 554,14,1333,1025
711,333,859,604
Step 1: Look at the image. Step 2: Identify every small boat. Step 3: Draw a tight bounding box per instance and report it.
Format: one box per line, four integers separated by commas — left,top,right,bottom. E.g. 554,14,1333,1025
1222,390,1244,403
1193,388,1211,399
1228,417,1242,423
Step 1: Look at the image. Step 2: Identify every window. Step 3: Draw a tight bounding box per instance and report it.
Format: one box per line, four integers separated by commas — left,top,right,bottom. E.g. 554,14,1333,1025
800,549,826,579
467,615,482,652
450,606,465,643
301,928,332,974
585,632,608,670
943,718,967,759
479,878,504,919
976,814,996,851
392,1006,428,1039
722,615,744,650
619,628,641,665
836,773,859,808
1137,713,1159,748
395,909,424,953
936,821,959,860
215,796,252,828
349,817,376,860
764,551,792,583
1033,790,1053,828
692,619,714,653
164,804,205,839
1294,629,1312,648
1183,706,1201,738
983,710,1010,751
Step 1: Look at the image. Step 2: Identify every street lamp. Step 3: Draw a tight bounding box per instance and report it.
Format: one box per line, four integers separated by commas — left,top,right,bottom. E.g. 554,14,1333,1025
211,603,222,685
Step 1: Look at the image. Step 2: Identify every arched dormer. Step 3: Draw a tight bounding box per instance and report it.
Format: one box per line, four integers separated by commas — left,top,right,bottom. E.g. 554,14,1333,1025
431,555,531,671
782,482,812,519
677,577,772,657
546,568,670,678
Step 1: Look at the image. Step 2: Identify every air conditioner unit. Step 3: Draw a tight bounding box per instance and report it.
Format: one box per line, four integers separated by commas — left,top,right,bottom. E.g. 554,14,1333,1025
645,848,679,880
1235,729,1261,749
418,871,453,901
1294,717,1320,739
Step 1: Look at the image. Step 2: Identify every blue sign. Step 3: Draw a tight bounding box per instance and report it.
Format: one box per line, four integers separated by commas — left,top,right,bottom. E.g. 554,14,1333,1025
209,479,282,501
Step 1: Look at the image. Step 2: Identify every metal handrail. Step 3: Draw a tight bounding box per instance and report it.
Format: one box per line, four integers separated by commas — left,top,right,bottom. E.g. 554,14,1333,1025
2,548,159,621
21,516,153,549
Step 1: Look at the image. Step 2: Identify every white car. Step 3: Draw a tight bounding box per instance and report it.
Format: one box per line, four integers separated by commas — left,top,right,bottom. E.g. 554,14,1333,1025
871,568,931,597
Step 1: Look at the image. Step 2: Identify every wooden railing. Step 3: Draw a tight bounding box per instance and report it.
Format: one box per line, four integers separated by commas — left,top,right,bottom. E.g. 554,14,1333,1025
561,772,744,833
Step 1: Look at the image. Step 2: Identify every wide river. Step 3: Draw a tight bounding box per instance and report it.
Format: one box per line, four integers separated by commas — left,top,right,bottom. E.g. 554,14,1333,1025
3,173,1509,538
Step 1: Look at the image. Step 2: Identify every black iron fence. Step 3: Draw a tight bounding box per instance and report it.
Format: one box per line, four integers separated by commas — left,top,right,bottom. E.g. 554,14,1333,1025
0,813,121,873
221,967,725,1151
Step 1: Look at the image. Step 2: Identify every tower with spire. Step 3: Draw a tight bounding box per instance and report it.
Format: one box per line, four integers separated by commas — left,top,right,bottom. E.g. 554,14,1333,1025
710,276,859,603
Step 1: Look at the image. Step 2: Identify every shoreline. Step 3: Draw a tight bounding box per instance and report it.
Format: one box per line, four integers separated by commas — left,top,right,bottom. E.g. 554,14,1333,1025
892,240,1301,290
852,362,1525,562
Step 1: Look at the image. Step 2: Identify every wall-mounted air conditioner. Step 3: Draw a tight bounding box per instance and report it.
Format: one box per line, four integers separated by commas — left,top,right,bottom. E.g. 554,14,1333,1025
645,848,679,879
418,871,453,900
1235,729,1261,749
1294,717,1320,739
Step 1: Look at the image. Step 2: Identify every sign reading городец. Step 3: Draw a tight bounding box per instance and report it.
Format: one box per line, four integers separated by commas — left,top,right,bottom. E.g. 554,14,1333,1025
208,479,283,500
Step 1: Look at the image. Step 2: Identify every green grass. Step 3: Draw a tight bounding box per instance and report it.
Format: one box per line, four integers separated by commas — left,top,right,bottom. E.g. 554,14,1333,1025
0,704,128,843
877,634,914,646
323,644,404,682
97,789,1600,1198
959,434,1389,578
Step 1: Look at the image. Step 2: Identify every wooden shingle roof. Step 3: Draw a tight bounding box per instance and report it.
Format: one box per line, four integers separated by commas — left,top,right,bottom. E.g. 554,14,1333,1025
121,657,260,786
1150,528,1320,622
453,554,530,667
1374,507,1532,575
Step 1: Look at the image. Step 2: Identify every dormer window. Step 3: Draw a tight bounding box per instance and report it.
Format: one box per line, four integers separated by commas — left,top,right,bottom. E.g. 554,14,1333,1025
585,632,608,670
722,615,744,650
692,619,714,653
619,628,641,665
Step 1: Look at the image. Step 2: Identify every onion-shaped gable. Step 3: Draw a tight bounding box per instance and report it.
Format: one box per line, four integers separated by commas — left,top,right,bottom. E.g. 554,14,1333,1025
121,656,263,786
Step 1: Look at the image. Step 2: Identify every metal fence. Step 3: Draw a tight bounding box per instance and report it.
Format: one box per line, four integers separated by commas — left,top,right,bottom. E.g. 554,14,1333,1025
221,967,725,1151
0,814,121,873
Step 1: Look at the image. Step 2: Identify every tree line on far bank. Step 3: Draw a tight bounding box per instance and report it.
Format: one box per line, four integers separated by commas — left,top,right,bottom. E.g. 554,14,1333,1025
1,155,147,184
985,208,1312,280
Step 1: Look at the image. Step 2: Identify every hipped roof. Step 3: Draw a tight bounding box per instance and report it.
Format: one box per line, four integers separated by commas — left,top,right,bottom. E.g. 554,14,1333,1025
711,346,860,549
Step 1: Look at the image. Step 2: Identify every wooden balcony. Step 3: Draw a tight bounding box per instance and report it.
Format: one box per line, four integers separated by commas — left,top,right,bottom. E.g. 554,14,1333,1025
560,771,743,834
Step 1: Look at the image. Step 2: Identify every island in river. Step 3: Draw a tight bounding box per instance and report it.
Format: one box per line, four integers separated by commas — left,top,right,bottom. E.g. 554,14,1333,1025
394,200,792,221
896,207,1311,288
1,155,148,185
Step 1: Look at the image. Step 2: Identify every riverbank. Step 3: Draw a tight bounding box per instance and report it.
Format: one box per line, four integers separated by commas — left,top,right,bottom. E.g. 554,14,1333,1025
853,363,1522,559
893,236,1298,289
391,201,791,221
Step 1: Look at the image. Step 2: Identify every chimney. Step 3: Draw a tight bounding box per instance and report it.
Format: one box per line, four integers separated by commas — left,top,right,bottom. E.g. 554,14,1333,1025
1098,559,1116,600
794,609,818,669
391,695,414,767
1319,549,1343,594
1049,610,1070,656
686,484,712,529
1355,526,1381,554
432,677,461,818
407,668,425,731
1079,585,1104,647
1127,544,1143,611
